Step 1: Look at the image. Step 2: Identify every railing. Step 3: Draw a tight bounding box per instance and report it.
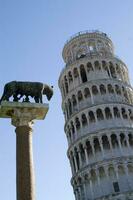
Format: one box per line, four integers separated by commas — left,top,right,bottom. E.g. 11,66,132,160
64,30,108,46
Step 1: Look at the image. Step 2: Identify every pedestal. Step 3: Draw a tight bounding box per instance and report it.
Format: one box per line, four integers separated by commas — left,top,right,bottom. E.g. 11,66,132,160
0,101,49,200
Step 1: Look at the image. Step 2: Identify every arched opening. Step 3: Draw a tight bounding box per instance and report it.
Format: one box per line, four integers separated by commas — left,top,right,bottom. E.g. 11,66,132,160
81,114,87,126
68,99,72,115
105,107,112,119
116,64,121,79
71,152,76,172
71,121,75,134
87,62,93,72
68,71,73,83
84,87,91,98
118,165,125,175
99,167,106,179
80,65,87,83
73,68,79,78
115,85,121,95
102,60,110,76
128,133,133,147
100,84,106,95
102,135,110,149
120,133,127,147
94,138,101,153
94,61,101,70
72,95,77,107
111,134,118,148
75,148,80,170
78,91,83,102
75,117,81,130
92,85,99,95
79,144,86,164
90,169,97,183
121,107,128,119
128,109,133,121
108,165,116,178
88,111,95,123
109,62,116,78
108,84,114,93
96,108,104,120
86,140,92,157
113,107,120,118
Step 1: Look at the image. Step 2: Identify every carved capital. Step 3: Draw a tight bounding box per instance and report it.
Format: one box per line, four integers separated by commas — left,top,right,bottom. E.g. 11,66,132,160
11,108,34,128
0,101,49,128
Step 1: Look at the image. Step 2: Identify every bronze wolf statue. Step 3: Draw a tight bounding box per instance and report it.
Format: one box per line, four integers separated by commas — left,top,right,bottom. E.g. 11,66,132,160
0,81,53,103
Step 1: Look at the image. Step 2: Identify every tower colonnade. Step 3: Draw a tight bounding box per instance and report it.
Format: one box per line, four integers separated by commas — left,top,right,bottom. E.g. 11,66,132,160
59,31,133,200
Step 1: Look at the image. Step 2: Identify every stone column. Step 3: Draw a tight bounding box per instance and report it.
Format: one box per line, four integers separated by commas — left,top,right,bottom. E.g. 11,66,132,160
0,101,49,200
12,117,35,200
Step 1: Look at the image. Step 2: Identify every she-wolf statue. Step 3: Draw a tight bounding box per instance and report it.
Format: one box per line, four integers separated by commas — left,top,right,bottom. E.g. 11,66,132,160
0,81,53,103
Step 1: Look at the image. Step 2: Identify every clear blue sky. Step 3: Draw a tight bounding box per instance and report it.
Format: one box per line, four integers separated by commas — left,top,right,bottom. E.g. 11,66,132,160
0,0,133,200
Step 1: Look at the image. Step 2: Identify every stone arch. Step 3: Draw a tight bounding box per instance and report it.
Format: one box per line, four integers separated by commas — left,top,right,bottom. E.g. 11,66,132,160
90,169,97,182
128,133,133,147
67,125,72,142
75,117,81,130
70,151,76,172
71,121,75,134
94,60,101,70
74,147,80,170
81,113,87,126
87,62,93,72
88,111,96,123
73,68,79,78
84,87,91,98
128,109,133,121
115,84,121,95
77,91,83,102
72,94,77,107
113,107,120,118
120,133,127,147
105,107,112,119
102,60,107,70
121,107,128,119
99,166,106,179
118,165,125,175
68,71,73,83
93,137,101,153
86,140,92,157
96,108,104,120
92,85,99,95
111,134,118,148
79,143,86,163
100,84,106,95
128,164,133,174
68,99,72,115
109,62,116,78
108,165,116,178
108,84,114,93
102,135,110,149
80,65,87,83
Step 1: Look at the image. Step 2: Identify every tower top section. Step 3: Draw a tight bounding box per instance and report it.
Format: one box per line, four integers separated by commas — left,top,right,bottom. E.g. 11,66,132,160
62,30,114,64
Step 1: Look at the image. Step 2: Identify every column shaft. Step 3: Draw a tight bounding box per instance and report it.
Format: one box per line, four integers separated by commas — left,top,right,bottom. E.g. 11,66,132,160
16,126,35,200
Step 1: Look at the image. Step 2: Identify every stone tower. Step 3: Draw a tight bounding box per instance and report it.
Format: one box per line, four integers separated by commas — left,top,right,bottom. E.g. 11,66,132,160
58,31,133,200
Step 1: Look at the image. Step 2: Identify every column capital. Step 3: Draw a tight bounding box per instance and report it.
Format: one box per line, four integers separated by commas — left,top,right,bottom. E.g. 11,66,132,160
0,101,49,128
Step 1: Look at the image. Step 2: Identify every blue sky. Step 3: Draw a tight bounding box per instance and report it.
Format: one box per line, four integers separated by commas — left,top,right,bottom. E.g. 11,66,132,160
0,0,133,200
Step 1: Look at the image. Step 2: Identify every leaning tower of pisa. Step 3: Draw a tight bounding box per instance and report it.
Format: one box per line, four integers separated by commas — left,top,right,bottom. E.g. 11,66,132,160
58,31,133,200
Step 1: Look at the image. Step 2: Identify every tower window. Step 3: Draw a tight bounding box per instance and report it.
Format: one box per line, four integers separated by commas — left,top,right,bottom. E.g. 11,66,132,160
113,182,120,193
